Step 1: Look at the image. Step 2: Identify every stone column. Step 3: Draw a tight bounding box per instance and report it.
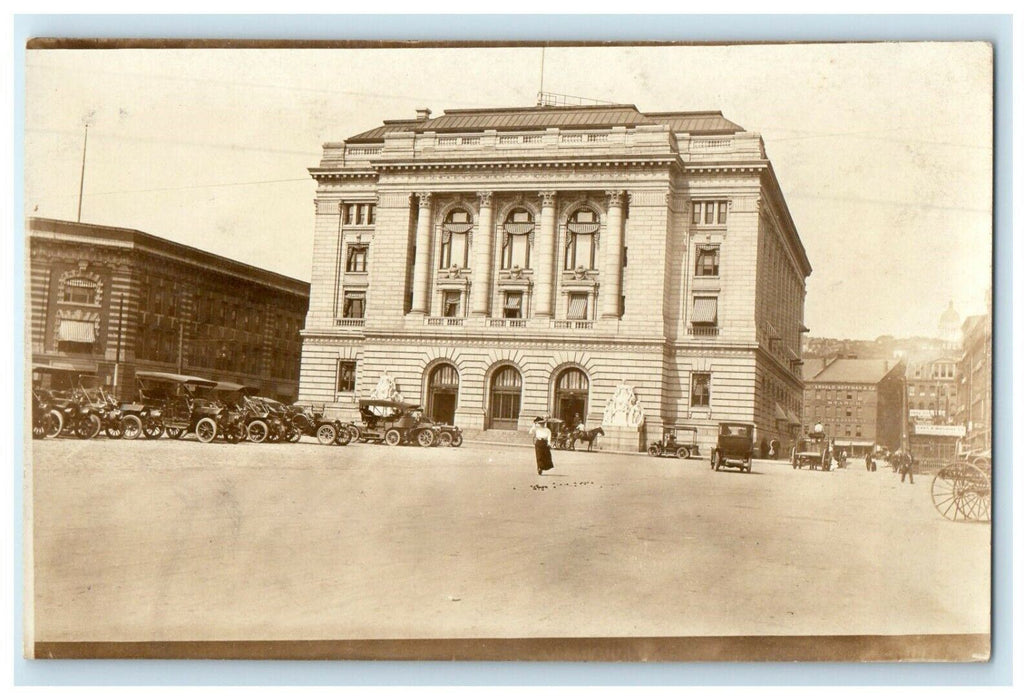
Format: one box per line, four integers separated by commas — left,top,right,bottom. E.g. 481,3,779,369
470,191,495,317
601,190,626,319
410,192,433,315
533,191,557,318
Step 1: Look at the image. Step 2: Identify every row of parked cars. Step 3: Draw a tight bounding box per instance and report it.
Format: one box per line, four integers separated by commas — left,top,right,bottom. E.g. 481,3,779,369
30,365,463,448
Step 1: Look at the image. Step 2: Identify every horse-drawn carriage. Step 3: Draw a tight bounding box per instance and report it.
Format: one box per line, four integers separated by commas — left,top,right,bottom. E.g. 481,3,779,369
930,451,991,522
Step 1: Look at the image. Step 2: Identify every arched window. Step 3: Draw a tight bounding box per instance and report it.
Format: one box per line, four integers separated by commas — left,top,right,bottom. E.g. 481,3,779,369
489,365,522,430
440,208,473,269
63,277,97,305
501,208,534,269
564,208,599,270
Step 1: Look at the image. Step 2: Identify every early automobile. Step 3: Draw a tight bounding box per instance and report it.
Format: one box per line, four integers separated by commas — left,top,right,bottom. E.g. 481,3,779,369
434,421,464,447
710,421,756,473
285,402,349,446
647,425,700,460
31,364,104,440
239,395,299,443
354,399,440,447
131,371,222,441
791,431,834,471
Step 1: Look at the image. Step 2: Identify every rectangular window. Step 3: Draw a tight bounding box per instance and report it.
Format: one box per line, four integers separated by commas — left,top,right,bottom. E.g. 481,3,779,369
690,296,718,326
692,200,728,226
442,290,461,318
567,293,588,320
503,292,523,319
502,234,529,269
346,245,368,273
343,203,375,227
440,233,469,269
342,292,365,319
691,373,711,407
565,233,596,270
695,245,720,276
336,360,356,393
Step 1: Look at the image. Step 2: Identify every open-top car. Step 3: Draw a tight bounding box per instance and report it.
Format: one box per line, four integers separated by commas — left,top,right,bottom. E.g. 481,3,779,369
131,371,220,441
354,399,440,447
792,431,835,471
711,421,756,473
286,402,349,446
433,421,463,447
648,425,700,460
31,364,104,440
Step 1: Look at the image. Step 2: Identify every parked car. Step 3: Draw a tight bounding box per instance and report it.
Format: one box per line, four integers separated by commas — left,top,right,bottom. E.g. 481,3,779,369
286,402,350,446
647,425,700,460
711,422,756,473
791,431,834,471
354,399,440,446
31,364,103,440
132,371,223,441
434,422,464,447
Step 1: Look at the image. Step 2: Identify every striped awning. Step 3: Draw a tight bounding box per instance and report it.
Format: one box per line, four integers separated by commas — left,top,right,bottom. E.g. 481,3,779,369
567,295,587,319
58,319,96,343
504,222,535,235
691,297,718,324
774,402,789,422
505,293,523,310
568,222,599,234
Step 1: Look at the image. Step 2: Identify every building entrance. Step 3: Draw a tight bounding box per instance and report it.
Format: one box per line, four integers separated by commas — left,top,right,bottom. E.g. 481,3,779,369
553,367,589,429
488,365,522,430
427,363,458,425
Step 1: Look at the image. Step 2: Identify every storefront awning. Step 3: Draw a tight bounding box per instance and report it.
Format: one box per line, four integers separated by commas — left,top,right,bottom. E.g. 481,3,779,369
774,402,789,422
786,408,802,426
691,297,718,324
58,319,96,343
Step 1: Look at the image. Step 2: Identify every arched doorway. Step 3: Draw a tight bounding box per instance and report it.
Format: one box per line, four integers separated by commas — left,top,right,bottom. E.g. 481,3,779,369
554,367,589,429
427,363,459,425
488,365,522,430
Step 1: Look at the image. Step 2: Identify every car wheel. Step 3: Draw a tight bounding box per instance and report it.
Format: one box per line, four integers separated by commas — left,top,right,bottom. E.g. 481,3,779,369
676,447,690,460
648,445,660,457
120,414,142,440
45,410,64,438
334,427,352,446
438,432,454,447
196,417,218,443
451,433,463,447
75,413,102,440
416,429,435,447
316,423,338,446
247,420,268,443
165,427,184,439
346,424,361,443
384,429,401,446
286,426,302,443
143,422,163,439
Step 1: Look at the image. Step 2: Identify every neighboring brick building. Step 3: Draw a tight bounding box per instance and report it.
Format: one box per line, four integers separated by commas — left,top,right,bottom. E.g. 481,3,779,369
28,217,309,402
298,103,810,451
802,358,905,455
955,312,991,453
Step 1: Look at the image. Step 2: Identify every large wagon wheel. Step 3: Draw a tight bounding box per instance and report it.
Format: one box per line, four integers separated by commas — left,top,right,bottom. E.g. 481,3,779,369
931,462,991,522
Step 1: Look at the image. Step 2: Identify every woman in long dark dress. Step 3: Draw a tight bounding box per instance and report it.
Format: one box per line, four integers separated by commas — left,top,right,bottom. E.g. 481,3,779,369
530,417,554,475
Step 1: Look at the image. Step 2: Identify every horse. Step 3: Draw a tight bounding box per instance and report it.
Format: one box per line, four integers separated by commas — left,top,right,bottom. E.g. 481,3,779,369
570,427,605,451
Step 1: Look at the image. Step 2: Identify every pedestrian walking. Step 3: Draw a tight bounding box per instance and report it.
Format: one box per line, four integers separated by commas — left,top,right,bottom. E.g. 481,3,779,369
899,451,915,484
530,416,554,476
865,451,875,472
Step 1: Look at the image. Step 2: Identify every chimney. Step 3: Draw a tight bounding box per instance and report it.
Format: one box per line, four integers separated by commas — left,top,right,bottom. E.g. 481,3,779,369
416,108,431,121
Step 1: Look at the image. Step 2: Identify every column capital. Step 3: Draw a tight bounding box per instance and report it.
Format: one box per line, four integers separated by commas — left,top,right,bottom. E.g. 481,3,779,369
538,191,557,208
415,191,433,208
605,190,625,208
476,191,494,208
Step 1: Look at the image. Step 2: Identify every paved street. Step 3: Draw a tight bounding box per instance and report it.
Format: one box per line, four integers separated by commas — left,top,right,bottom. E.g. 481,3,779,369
30,438,989,642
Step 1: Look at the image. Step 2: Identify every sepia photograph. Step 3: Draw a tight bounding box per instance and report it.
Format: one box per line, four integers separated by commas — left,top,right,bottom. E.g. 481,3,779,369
21,38,995,663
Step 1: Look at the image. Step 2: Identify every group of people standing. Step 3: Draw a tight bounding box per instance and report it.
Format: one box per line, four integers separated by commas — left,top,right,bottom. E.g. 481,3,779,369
864,449,917,483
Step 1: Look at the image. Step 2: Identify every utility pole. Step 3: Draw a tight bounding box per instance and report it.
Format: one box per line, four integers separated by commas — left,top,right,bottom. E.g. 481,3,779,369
177,320,185,374
77,124,88,223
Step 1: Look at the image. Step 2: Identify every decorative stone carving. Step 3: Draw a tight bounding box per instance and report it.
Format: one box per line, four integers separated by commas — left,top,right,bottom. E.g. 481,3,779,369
368,372,404,415
416,192,433,208
606,190,625,208
507,265,524,280
539,191,556,208
477,191,494,208
601,381,645,428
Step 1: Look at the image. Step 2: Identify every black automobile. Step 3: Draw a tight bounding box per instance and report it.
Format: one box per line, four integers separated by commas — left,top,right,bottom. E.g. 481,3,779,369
711,422,756,473
648,425,700,460
354,399,440,447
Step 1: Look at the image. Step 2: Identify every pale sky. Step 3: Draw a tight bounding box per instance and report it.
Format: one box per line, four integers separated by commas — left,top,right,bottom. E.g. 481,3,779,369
24,43,993,339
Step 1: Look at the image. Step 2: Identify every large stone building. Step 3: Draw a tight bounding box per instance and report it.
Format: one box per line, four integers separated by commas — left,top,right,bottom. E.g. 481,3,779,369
298,103,810,451
28,217,309,402
802,358,905,455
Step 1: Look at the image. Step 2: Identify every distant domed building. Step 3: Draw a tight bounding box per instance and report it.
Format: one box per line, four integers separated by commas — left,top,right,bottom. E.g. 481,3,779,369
938,300,962,349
